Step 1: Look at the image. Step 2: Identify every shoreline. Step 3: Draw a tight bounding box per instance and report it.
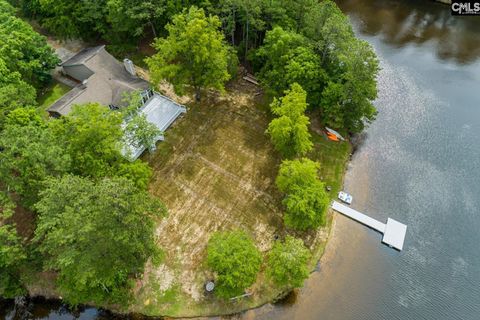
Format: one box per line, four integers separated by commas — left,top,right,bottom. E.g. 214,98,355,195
7,137,352,319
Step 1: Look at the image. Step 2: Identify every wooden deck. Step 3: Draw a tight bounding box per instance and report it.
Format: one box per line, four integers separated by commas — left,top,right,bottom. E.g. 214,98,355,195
331,201,407,251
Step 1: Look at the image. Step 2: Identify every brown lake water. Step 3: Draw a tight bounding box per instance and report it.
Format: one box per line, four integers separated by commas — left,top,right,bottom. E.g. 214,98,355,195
2,0,480,319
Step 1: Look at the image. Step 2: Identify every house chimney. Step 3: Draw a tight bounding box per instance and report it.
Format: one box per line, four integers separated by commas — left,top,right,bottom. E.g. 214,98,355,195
123,58,136,77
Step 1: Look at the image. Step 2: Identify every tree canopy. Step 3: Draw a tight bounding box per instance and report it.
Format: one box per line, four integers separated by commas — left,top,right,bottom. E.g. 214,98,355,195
276,158,329,230
267,236,311,288
34,175,167,305
147,6,231,101
0,121,71,208
0,1,59,87
256,26,326,105
0,194,27,298
266,83,313,158
207,230,262,298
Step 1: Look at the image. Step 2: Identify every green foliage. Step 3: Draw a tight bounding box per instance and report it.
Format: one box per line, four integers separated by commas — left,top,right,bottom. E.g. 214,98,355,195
276,158,329,230
207,230,262,298
124,113,161,153
147,6,231,101
0,58,36,124
255,0,379,134
49,103,154,188
121,91,162,155
266,83,313,158
57,103,123,178
117,161,153,190
0,1,60,87
0,193,27,298
266,236,311,288
107,0,167,39
0,122,71,208
302,0,379,133
321,39,379,132
256,26,326,105
5,107,43,127
34,175,167,305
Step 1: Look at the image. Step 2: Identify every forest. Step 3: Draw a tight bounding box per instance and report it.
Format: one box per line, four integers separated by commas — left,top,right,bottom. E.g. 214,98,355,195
0,0,379,315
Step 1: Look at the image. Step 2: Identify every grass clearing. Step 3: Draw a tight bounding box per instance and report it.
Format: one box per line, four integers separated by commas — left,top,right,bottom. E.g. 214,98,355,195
37,81,71,112
130,79,351,317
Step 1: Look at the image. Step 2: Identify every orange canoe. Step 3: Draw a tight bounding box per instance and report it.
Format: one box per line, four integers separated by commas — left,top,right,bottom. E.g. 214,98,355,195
326,132,339,141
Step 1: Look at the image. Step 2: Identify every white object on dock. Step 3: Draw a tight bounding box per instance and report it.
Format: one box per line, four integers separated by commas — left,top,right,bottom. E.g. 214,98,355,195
331,201,407,251
338,191,353,205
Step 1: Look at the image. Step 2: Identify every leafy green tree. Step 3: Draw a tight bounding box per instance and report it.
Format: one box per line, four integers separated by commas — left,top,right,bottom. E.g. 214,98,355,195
321,39,379,133
276,158,329,230
266,236,311,288
56,103,124,178
0,193,27,298
0,122,70,208
50,103,153,188
124,113,161,154
5,107,43,127
301,0,379,133
121,91,162,155
256,26,326,104
0,1,60,86
266,83,313,157
117,161,152,190
107,0,166,39
207,230,262,298
34,175,167,305
147,6,231,101
0,59,37,123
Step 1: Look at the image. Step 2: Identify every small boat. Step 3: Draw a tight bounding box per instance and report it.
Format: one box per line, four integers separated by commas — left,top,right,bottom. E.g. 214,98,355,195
338,191,353,205
326,132,339,141
325,127,345,141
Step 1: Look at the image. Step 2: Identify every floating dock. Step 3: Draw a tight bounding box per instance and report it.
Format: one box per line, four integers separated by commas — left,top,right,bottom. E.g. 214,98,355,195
331,201,407,251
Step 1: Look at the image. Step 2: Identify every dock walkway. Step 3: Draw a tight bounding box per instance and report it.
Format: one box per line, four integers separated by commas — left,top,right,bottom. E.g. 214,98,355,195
331,201,407,251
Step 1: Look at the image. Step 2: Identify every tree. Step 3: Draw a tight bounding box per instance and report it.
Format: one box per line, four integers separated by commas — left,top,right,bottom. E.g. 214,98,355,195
34,175,167,305
0,59,37,124
321,39,379,133
256,26,327,104
266,236,311,288
121,91,162,155
266,83,313,157
0,122,71,208
107,0,167,39
147,6,231,101
207,230,262,298
276,158,329,230
50,102,153,189
0,1,60,87
124,113,161,154
301,0,379,133
55,103,124,178
4,107,43,127
0,193,27,298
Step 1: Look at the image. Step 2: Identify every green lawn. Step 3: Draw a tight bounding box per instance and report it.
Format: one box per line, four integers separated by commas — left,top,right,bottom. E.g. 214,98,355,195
130,80,351,317
37,81,71,111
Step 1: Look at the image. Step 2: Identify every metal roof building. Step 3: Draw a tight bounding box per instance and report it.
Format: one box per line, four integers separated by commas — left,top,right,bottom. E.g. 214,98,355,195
122,90,186,161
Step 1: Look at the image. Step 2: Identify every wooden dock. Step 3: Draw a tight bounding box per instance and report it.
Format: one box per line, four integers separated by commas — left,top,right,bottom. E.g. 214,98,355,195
331,201,407,251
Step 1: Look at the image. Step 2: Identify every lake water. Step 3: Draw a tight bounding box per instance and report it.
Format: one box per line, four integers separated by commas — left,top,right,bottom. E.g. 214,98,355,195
2,0,480,319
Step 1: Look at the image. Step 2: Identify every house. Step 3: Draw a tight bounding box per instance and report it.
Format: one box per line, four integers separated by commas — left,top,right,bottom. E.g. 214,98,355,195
48,45,186,160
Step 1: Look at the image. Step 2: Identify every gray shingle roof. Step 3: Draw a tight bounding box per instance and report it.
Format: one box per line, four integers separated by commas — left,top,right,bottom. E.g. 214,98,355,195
48,46,149,116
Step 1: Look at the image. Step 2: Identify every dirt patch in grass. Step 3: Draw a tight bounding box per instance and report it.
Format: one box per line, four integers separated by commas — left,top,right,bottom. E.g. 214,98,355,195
130,78,351,317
